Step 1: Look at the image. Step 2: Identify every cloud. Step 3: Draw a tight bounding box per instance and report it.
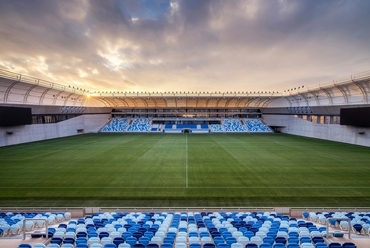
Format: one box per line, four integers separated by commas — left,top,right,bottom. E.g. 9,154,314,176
0,0,369,93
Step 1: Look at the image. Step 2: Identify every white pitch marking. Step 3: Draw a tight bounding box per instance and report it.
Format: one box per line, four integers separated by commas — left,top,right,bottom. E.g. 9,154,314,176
185,134,188,188
1,186,370,189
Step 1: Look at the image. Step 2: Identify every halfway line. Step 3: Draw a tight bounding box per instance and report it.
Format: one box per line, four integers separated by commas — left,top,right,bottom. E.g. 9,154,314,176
185,134,188,188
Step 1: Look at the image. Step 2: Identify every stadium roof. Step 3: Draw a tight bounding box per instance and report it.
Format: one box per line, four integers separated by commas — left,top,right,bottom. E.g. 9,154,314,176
1,69,370,108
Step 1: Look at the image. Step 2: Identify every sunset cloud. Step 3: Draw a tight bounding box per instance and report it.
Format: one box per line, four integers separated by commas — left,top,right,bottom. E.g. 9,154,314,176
0,0,369,92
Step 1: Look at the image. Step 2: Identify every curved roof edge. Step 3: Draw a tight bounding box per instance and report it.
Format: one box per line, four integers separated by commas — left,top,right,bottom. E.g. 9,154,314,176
1,69,369,108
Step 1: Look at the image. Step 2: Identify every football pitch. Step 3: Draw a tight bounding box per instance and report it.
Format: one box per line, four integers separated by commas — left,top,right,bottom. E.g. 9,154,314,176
1,133,370,207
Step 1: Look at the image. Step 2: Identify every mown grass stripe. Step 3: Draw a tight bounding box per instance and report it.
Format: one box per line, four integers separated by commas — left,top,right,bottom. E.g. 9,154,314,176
0,133,370,207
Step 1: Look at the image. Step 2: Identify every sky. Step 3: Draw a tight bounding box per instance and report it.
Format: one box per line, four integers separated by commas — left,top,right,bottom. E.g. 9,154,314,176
0,0,369,93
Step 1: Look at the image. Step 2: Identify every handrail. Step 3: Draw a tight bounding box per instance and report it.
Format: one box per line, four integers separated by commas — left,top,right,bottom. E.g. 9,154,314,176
1,206,370,213
0,68,87,95
22,218,48,240
283,70,370,96
96,207,276,215
290,207,370,211
326,217,351,239
98,207,275,210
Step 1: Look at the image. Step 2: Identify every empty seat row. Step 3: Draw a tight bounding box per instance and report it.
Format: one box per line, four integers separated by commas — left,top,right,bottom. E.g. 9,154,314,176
0,212,71,237
223,119,246,132
302,211,370,235
36,211,329,247
16,241,356,248
127,118,152,132
244,119,271,132
210,124,223,132
101,118,130,132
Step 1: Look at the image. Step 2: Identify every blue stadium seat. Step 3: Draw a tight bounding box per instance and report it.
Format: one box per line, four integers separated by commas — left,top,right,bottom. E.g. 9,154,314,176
113,237,125,246
273,244,287,248
203,244,216,248
328,243,342,248
63,237,75,244
127,118,152,132
211,124,223,132
312,237,325,244
244,231,254,239
102,118,130,132
223,118,246,132
260,244,273,248
342,242,356,248
103,244,117,248
76,244,89,248
287,244,300,248
300,237,312,244
121,232,132,239
352,224,363,234
287,237,299,244
76,237,88,245
315,242,328,248
99,231,110,239
17,244,32,248
275,236,287,244
50,237,63,245
125,236,137,246
47,244,61,248
261,236,274,245
138,236,150,246
213,236,225,245
246,244,259,248
132,244,145,248
244,119,271,132
161,244,172,248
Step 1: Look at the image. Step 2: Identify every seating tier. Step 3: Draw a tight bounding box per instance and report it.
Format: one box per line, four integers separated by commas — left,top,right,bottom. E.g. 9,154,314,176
127,118,152,132
101,118,130,132
244,119,272,133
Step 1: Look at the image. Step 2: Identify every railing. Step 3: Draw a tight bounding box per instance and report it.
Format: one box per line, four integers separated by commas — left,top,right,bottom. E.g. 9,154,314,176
22,218,48,240
2,206,369,213
289,207,370,220
96,207,276,215
0,68,283,97
2,67,370,98
0,207,85,218
326,217,351,239
0,68,87,95
283,69,370,96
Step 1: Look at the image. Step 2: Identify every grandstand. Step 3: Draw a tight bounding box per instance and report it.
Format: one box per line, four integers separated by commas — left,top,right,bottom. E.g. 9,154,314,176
1,209,370,248
1,69,370,247
1,68,370,146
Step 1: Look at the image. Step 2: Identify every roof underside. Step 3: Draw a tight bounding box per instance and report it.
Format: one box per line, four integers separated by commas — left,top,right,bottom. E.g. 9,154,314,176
1,69,369,108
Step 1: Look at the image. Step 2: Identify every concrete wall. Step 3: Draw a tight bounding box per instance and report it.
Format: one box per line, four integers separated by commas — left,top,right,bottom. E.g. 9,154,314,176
0,104,111,115
261,104,370,116
0,114,110,147
263,114,370,147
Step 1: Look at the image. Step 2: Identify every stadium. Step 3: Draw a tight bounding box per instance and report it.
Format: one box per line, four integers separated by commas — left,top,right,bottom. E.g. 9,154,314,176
1,68,370,247
1,1,370,248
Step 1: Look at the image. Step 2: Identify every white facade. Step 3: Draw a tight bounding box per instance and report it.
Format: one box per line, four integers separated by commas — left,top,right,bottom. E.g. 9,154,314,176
0,114,110,147
264,115,370,147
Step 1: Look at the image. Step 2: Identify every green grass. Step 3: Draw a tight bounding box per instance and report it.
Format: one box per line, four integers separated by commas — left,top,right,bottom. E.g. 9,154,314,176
1,133,370,207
